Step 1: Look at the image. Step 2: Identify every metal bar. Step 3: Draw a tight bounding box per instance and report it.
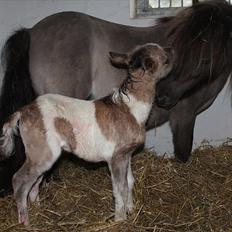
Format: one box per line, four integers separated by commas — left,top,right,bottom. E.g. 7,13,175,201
130,0,137,18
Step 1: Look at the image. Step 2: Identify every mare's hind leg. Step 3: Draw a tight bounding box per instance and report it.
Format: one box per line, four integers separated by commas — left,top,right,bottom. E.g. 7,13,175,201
0,136,26,197
108,153,130,221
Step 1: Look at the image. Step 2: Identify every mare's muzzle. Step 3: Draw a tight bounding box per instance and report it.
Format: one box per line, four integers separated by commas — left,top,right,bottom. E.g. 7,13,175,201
155,94,176,109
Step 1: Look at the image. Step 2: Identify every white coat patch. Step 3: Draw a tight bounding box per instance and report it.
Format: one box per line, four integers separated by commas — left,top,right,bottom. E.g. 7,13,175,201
37,94,115,162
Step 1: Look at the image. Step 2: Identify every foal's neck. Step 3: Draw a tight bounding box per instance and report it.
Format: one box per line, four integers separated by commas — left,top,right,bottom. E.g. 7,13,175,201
115,73,157,124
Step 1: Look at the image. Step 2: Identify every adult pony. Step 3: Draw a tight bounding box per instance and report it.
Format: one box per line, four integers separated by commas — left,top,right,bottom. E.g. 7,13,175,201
0,0,232,196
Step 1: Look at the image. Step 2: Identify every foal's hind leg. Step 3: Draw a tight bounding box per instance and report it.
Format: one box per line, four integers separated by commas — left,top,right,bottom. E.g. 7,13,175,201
29,175,43,204
12,161,41,225
109,153,130,221
13,143,61,225
13,154,59,225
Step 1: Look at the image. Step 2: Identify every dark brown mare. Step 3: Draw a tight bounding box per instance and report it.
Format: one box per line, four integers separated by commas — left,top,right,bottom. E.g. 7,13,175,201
0,0,232,196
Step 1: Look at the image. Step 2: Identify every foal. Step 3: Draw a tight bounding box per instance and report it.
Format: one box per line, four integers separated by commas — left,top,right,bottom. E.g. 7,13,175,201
0,43,171,225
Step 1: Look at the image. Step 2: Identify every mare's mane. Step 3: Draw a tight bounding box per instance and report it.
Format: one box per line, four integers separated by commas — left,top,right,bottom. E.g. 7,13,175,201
157,0,232,81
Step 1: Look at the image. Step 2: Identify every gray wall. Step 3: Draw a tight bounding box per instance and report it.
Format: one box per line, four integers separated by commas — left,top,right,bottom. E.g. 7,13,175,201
0,0,231,156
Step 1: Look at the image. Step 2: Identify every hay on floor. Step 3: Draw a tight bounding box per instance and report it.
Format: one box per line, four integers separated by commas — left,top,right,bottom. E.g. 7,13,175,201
0,145,232,231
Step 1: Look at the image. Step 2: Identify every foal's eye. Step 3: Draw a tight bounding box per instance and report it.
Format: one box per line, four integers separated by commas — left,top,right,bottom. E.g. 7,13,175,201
144,58,154,70
129,56,141,69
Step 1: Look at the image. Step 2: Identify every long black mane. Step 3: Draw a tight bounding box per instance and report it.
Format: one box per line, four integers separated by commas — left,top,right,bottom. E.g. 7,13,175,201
157,0,232,83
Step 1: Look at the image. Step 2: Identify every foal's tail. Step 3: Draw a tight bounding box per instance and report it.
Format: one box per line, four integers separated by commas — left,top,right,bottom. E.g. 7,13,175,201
0,29,37,127
0,112,21,159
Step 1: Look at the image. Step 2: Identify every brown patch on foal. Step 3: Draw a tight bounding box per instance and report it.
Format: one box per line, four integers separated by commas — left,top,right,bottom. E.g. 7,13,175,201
95,96,144,147
54,117,76,151
20,103,45,132
19,102,52,165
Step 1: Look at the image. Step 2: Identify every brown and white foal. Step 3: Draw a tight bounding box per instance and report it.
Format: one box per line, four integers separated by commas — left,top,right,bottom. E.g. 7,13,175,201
0,43,171,225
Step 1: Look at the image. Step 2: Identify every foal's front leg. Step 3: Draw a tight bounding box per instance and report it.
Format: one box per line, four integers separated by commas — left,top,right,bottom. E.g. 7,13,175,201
109,153,130,221
126,156,134,213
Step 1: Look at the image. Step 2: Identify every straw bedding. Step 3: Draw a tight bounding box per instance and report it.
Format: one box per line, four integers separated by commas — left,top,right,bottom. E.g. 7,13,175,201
0,143,232,231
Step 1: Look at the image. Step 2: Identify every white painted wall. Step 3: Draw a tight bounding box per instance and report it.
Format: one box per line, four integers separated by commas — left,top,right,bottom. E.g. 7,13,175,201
0,0,231,155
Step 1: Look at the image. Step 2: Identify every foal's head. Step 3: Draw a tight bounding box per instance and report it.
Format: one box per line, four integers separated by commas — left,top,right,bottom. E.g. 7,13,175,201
109,43,172,84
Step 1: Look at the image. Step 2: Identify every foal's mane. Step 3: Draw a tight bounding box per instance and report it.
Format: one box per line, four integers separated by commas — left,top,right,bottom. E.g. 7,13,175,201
109,72,142,104
101,69,146,106
157,0,232,81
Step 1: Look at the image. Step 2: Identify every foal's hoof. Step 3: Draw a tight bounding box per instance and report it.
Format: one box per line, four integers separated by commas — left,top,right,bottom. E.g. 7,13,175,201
114,212,127,222
18,210,29,226
126,204,134,213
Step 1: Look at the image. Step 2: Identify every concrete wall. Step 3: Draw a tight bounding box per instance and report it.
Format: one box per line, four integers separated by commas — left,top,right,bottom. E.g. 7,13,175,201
0,0,231,156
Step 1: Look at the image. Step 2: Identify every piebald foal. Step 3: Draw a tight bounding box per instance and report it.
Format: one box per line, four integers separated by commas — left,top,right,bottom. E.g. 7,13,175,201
0,43,171,225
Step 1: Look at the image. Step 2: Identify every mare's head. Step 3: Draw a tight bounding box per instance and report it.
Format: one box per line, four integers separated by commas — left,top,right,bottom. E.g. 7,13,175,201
109,43,173,85
155,0,232,109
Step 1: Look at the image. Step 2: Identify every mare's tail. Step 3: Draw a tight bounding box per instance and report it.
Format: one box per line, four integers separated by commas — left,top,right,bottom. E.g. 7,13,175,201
0,29,37,126
0,29,37,196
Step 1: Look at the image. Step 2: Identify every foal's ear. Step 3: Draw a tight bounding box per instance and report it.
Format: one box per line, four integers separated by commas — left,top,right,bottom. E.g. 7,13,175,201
109,52,129,69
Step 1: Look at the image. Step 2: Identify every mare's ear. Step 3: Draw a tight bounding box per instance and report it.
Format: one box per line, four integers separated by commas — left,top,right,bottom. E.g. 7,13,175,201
109,52,129,69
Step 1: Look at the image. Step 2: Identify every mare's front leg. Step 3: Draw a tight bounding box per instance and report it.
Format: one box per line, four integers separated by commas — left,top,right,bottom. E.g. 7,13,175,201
169,107,196,163
108,153,130,221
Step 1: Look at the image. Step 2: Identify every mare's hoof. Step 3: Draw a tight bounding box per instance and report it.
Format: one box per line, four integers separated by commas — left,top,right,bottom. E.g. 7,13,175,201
0,185,13,197
175,155,190,163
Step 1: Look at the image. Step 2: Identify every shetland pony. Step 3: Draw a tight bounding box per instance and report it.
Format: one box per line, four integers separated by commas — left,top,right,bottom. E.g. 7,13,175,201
0,44,172,225
0,0,232,196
